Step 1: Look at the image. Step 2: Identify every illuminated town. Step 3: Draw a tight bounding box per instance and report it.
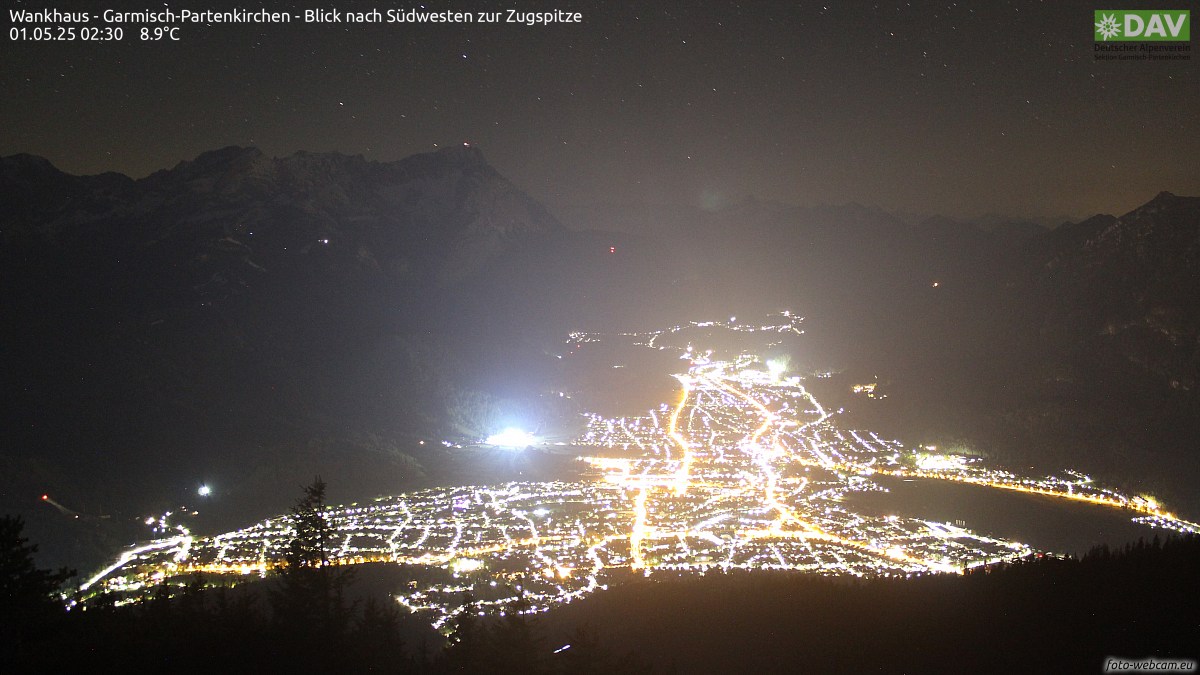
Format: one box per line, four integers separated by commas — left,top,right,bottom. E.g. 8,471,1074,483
79,312,1200,629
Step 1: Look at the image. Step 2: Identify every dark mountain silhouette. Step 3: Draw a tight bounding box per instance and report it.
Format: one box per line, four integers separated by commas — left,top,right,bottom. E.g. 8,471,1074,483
848,192,1200,510
1021,191,1200,394
1010,193,1200,489
0,146,579,568
3,144,559,285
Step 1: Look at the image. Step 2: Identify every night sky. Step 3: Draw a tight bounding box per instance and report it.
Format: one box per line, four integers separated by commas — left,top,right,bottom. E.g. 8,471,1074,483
3,0,1197,219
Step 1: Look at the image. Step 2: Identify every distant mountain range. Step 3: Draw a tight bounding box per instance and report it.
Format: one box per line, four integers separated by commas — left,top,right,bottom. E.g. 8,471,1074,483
3,145,1197,569
2,144,559,285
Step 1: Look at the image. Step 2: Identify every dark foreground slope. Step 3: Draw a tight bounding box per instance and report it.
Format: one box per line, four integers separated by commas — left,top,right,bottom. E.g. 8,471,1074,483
541,536,1200,674
7,535,1198,674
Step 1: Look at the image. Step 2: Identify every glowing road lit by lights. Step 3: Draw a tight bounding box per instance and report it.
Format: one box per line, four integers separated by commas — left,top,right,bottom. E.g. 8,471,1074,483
80,312,1200,627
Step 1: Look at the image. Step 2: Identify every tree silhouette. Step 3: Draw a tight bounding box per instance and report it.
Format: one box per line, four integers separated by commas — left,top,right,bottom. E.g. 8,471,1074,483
285,475,335,569
485,591,547,674
354,597,410,672
442,592,488,672
555,624,613,675
0,515,74,663
270,476,353,670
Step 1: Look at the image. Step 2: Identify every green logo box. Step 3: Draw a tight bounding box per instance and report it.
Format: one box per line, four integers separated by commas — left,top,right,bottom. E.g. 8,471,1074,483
1094,10,1190,41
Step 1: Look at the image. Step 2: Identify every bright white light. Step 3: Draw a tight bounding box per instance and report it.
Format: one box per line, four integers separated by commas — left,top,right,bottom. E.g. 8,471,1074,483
486,428,538,448
766,358,788,380
197,485,212,497
916,454,966,471
450,558,484,573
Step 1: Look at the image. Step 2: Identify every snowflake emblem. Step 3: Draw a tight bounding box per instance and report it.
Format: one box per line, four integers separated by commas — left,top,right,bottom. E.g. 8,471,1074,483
1095,13,1121,41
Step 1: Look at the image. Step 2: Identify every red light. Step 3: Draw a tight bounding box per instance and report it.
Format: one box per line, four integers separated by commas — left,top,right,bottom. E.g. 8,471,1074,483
41,494,49,501
609,246,616,254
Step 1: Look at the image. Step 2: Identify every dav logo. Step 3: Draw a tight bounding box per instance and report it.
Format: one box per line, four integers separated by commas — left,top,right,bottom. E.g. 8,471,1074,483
1094,10,1190,41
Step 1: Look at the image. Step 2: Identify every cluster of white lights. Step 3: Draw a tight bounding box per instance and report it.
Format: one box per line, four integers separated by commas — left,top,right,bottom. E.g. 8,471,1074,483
82,311,1199,628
